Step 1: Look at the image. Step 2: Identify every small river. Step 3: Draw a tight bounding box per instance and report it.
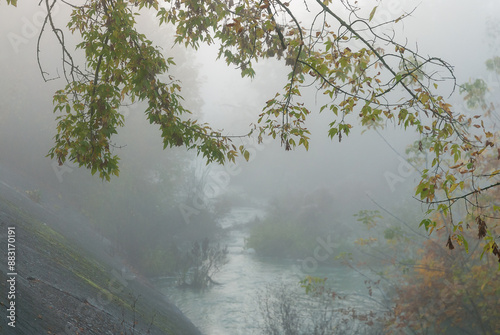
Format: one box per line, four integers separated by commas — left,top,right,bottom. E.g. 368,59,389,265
157,207,379,335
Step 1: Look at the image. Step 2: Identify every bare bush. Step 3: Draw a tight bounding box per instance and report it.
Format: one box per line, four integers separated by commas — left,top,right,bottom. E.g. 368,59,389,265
257,282,384,335
177,238,228,289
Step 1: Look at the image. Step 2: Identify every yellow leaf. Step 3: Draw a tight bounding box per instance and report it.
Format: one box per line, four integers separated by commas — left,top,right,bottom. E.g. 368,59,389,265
490,170,500,177
419,93,429,104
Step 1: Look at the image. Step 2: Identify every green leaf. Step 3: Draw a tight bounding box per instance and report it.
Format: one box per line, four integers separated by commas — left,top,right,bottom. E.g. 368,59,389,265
419,219,435,232
369,6,378,22
457,235,469,253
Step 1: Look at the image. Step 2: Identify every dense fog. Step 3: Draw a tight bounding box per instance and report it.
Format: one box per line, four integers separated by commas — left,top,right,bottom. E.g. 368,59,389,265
1,0,499,334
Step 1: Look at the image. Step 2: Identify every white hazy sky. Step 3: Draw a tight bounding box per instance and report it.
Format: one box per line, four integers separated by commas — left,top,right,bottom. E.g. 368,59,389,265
0,0,498,205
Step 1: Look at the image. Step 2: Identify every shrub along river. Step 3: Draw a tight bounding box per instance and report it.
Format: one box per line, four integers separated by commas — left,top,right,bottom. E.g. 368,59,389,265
156,207,382,335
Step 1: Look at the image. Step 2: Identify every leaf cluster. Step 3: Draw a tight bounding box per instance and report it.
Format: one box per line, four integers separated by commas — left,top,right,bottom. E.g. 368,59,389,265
5,0,500,264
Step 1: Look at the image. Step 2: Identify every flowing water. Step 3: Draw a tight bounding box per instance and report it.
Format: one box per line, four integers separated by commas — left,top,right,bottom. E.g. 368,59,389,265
157,207,378,335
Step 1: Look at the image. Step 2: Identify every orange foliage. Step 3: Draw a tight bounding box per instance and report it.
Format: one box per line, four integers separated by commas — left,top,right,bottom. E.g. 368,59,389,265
388,234,500,334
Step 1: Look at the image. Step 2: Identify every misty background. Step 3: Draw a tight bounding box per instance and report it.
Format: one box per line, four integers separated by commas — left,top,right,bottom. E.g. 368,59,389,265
1,0,499,334
1,0,498,203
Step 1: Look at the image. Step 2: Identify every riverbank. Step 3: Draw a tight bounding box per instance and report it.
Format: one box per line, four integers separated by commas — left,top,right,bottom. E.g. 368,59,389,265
0,175,201,334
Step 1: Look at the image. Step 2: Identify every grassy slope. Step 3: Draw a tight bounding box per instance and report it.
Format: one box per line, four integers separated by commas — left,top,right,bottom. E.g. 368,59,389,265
0,190,202,335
